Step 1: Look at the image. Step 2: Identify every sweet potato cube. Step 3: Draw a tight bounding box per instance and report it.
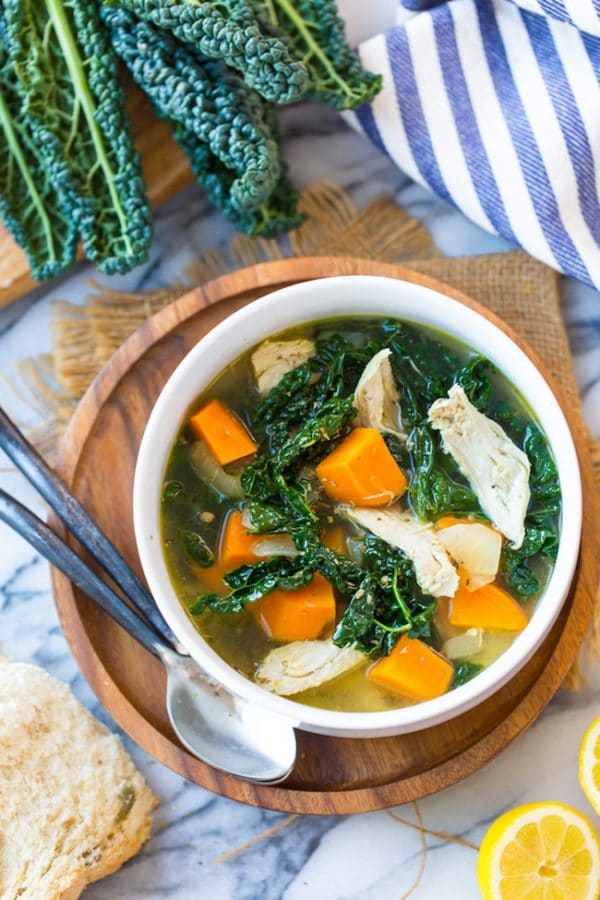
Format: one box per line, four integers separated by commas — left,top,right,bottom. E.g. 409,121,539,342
250,574,336,642
368,635,454,701
449,584,528,632
315,428,407,507
189,399,257,466
321,525,348,556
219,509,259,570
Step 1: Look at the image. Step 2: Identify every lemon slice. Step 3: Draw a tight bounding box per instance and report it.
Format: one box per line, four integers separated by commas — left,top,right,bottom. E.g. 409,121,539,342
477,801,600,900
580,717,600,816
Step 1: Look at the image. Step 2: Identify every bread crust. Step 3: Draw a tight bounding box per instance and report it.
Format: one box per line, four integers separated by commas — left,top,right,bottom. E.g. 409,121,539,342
0,658,158,899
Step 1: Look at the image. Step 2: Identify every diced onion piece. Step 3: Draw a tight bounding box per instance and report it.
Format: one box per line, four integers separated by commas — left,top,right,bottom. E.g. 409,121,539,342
189,441,244,499
442,628,484,660
253,535,300,558
438,523,501,592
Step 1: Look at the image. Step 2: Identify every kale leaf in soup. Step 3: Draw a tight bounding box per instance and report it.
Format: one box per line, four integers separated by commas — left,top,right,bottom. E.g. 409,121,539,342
160,316,561,713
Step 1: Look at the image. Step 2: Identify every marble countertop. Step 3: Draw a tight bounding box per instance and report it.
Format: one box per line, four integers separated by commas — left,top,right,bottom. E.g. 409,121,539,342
2,96,600,900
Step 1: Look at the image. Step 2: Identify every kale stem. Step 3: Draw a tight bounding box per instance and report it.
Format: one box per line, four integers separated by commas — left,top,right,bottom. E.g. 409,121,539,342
44,0,133,253
374,619,411,635
273,0,355,98
391,569,413,627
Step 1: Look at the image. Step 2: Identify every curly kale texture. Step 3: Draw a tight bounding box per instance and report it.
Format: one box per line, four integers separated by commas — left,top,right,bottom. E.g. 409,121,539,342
4,0,151,275
174,122,303,235
0,44,76,280
250,0,382,109
104,7,281,213
106,0,308,104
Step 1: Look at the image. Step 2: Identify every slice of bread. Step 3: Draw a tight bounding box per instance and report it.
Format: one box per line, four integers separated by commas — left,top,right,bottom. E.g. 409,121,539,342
0,657,157,899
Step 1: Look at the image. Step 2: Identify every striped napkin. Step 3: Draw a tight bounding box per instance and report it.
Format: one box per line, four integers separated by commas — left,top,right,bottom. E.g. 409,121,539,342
351,0,600,290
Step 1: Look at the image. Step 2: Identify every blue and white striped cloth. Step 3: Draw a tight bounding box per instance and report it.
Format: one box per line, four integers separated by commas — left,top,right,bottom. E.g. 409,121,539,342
352,0,600,289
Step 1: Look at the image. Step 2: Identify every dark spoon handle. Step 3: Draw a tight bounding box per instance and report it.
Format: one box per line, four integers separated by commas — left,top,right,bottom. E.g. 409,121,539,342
0,489,166,659
0,406,179,648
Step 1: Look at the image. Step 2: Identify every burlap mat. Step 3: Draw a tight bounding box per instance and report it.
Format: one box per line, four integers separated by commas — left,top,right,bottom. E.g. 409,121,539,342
13,182,599,684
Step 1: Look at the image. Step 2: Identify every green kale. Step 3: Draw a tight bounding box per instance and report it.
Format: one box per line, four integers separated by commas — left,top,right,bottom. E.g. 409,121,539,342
332,535,437,656
190,556,314,614
524,424,561,519
409,425,481,521
455,355,493,412
250,0,382,109
180,529,214,567
384,320,459,424
4,0,151,274
107,0,308,104
104,9,282,214
501,525,558,598
253,333,367,429
495,416,561,595
0,44,77,280
452,661,483,687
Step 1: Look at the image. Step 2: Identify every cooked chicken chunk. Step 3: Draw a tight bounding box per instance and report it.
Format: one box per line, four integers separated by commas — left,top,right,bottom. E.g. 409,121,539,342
255,640,364,696
340,505,459,598
428,385,530,548
251,338,315,394
353,349,405,438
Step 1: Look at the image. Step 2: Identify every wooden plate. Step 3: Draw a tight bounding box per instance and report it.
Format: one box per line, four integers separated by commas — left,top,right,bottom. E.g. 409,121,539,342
52,257,599,814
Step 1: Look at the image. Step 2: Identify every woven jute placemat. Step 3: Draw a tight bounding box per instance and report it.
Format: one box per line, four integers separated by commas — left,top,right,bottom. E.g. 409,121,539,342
13,182,599,682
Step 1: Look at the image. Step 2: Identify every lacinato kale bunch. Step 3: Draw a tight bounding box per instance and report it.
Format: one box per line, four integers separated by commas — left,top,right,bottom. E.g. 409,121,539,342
0,0,382,284
0,45,77,280
104,7,302,234
106,0,308,103
3,0,151,275
250,0,382,109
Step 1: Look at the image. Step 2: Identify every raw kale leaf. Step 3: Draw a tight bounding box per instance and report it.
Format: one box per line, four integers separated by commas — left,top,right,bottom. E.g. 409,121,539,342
4,0,151,275
408,425,480,522
0,43,77,280
108,0,308,104
453,661,483,687
104,8,282,214
250,0,381,109
189,556,314,614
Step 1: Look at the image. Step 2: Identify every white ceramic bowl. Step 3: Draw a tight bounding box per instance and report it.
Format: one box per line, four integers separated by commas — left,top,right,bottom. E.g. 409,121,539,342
133,275,582,738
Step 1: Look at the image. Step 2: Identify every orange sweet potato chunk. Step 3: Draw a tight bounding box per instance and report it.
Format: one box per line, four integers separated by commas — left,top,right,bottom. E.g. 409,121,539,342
368,635,454,701
315,428,407,507
321,524,348,556
189,399,257,466
219,509,259,570
250,574,336,642
449,583,528,631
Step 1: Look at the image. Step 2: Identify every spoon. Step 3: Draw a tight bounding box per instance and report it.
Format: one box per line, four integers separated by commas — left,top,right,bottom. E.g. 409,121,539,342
0,408,297,784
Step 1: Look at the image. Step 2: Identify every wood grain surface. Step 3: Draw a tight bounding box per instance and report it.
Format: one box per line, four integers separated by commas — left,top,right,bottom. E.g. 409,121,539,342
51,257,599,814
0,84,194,310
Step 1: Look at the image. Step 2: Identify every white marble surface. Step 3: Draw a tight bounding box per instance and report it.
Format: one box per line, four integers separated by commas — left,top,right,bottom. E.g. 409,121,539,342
2,99,600,900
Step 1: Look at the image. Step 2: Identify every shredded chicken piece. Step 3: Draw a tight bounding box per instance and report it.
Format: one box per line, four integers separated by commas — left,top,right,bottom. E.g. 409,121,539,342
339,505,459,598
353,349,405,438
428,385,530,548
251,338,315,394
255,640,364,696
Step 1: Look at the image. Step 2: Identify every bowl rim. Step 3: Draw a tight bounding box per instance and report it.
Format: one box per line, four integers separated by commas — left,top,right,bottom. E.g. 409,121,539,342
133,274,582,736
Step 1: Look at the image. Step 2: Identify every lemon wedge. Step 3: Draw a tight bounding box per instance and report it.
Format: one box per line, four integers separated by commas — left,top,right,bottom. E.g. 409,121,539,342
477,801,600,900
580,717,600,816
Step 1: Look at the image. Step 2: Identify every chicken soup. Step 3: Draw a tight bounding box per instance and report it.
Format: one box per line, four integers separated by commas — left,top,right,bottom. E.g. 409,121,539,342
160,318,561,712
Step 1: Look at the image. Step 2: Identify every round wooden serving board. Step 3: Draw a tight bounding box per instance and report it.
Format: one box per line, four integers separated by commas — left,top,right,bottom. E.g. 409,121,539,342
52,257,599,815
